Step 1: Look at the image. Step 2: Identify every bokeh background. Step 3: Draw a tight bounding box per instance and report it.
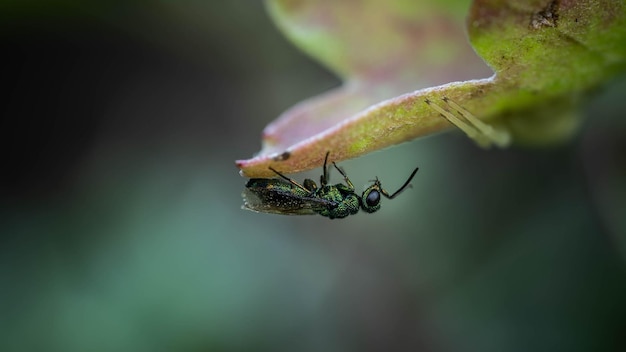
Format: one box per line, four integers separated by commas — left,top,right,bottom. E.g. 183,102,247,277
2,1,626,351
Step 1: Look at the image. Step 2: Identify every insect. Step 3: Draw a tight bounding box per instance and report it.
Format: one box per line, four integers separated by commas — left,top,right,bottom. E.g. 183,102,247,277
242,152,419,219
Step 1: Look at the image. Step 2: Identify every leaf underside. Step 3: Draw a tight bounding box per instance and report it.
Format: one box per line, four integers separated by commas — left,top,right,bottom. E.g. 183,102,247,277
237,0,626,178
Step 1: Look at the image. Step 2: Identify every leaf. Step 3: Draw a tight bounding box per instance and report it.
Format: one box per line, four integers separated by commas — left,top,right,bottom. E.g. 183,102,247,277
237,0,626,178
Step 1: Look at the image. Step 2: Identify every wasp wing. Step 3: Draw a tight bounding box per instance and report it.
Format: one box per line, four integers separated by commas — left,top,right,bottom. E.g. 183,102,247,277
242,179,335,215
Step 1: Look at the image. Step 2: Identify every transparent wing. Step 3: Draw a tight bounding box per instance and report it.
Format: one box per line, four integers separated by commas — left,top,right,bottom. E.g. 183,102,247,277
241,185,335,216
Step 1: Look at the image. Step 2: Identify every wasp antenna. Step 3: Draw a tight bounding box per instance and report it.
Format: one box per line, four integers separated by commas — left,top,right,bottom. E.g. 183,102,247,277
385,167,419,199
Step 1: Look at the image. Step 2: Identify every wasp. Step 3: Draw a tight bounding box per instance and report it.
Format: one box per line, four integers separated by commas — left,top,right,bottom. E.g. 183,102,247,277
242,152,419,219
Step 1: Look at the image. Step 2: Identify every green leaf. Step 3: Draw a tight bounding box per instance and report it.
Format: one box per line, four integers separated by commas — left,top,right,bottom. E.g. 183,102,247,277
237,0,626,178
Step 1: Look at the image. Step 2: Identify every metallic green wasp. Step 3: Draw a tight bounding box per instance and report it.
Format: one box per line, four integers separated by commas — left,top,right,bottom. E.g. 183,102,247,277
242,152,419,219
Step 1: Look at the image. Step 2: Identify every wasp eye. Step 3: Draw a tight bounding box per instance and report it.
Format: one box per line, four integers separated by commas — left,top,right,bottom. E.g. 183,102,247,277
365,190,380,207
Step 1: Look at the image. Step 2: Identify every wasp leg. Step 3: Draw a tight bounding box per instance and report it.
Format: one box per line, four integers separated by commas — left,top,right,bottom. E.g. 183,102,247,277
425,98,511,148
321,151,330,186
331,161,355,191
269,167,311,193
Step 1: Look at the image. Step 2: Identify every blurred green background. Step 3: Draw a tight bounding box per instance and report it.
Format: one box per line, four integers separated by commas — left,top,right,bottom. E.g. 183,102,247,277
1,1,626,351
